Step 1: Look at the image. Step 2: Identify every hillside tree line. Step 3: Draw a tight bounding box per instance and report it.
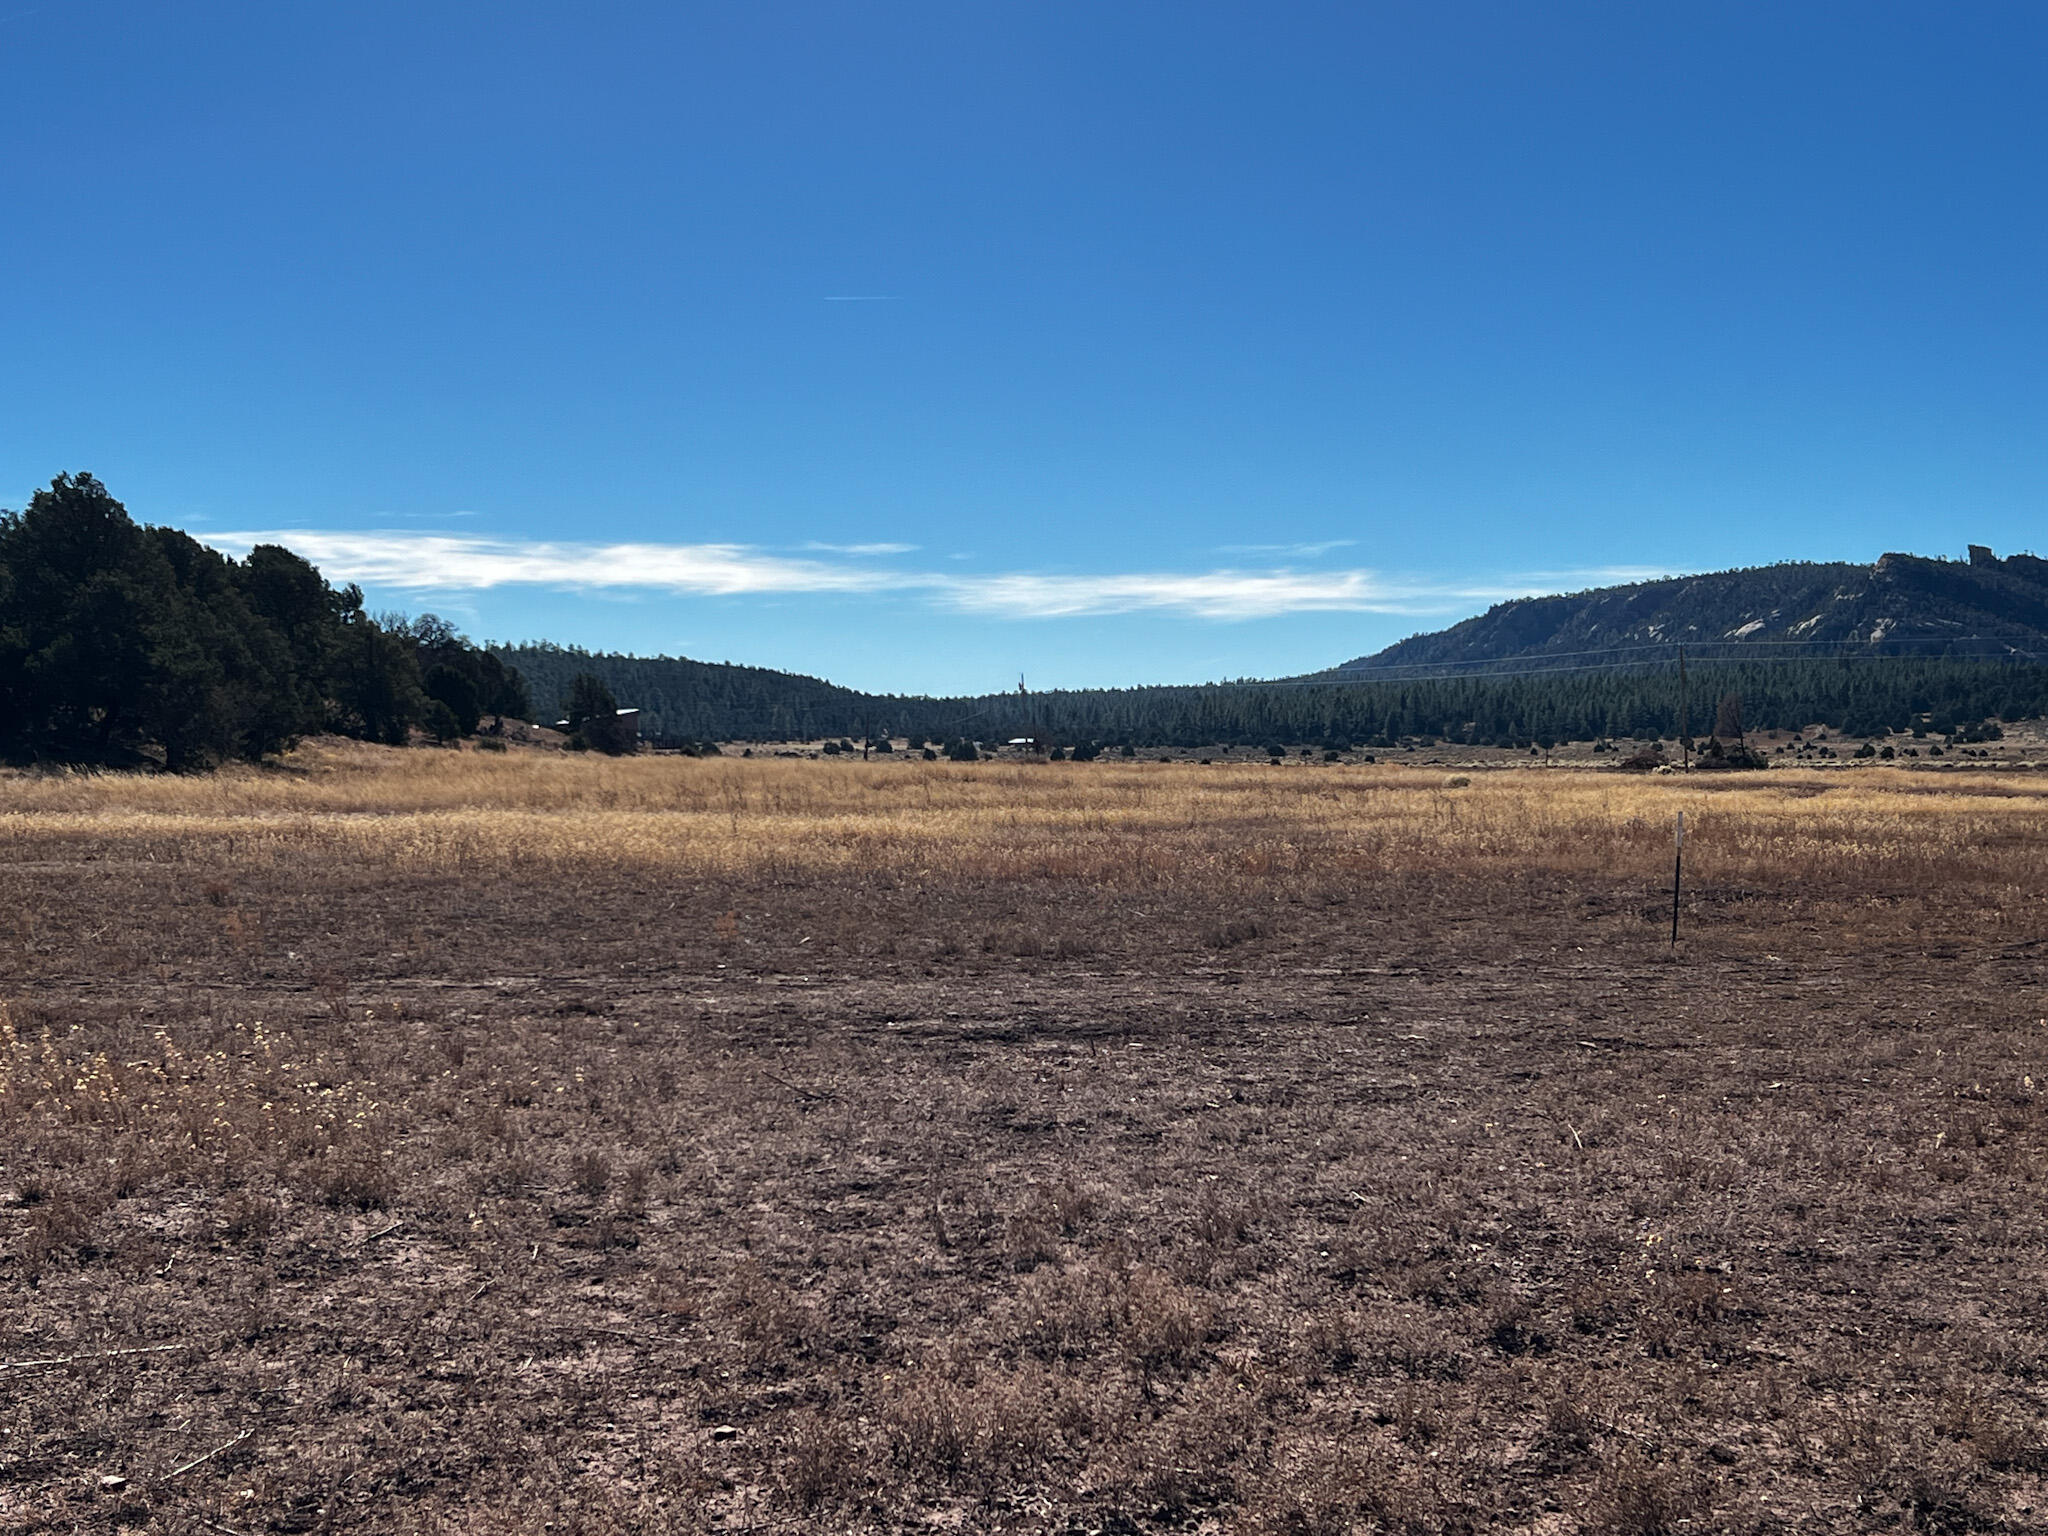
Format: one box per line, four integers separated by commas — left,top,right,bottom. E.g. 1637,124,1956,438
0,474,526,768
8,474,2042,771
495,644,2048,751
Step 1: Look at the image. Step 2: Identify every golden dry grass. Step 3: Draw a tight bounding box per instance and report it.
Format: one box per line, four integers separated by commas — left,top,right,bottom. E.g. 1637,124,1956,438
8,743,2048,1533
4,738,2045,895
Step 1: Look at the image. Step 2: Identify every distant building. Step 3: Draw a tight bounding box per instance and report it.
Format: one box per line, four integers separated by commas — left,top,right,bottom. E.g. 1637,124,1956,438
1970,544,1997,568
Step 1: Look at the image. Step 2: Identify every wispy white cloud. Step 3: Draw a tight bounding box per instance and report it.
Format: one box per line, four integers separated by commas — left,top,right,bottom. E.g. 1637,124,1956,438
935,566,1678,620
1506,566,1672,590
366,514,481,528
940,569,1413,620
1216,539,1357,559
370,508,480,520
207,531,904,598
201,530,1676,622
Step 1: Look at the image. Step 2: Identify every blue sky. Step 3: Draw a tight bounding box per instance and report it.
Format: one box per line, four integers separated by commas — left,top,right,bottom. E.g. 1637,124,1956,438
5,3,2044,694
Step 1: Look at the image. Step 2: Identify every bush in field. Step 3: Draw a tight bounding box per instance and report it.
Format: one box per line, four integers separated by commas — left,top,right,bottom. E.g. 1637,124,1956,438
421,698,462,743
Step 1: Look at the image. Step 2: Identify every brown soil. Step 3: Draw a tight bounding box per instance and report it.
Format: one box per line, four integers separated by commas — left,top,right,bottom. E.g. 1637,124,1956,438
4,763,2047,1533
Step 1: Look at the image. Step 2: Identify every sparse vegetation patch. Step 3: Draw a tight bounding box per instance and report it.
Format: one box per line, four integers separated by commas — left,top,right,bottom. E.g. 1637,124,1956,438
3,747,2047,1533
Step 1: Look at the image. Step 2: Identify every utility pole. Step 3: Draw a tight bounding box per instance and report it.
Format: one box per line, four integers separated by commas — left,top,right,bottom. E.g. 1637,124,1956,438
1677,645,1688,769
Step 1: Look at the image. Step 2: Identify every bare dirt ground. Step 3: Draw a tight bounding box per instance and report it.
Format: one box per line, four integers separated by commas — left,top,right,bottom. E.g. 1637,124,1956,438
4,751,2048,1533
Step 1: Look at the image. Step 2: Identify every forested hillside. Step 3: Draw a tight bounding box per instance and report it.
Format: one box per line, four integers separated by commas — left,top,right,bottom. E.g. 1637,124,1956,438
501,547,2048,749
1343,547,2048,673
10,474,2046,769
0,474,525,768
495,644,880,742
492,644,2048,750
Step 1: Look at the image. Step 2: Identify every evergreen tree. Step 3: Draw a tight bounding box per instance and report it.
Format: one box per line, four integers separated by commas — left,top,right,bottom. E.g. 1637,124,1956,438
0,473,185,763
0,474,531,767
329,617,423,746
563,672,617,733
423,663,483,737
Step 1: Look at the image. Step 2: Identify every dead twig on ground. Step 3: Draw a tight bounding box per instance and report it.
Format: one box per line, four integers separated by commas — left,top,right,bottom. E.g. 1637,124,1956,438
166,1429,253,1481
1,1343,184,1372
764,1072,836,1103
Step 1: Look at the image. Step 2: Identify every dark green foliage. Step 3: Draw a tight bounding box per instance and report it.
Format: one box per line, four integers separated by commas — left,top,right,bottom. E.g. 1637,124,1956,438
560,672,634,754
0,474,311,767
421,697,463,743
0,473,186,764
401,613,528,724
423,664,482,737
581,714,638,755
562,672,617,733
0,474,532,767
1697,735,1769,770
495,646,2048,750
328,616,424,746
497,642,879,744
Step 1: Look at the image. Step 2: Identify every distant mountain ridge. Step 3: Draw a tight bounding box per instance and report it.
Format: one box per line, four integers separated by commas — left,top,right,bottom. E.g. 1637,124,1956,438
1337,547,2048,674
491,546,2048,749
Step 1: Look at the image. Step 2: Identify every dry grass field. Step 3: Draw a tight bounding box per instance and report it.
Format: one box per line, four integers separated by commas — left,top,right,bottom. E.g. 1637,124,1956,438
5,742,2048,1534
